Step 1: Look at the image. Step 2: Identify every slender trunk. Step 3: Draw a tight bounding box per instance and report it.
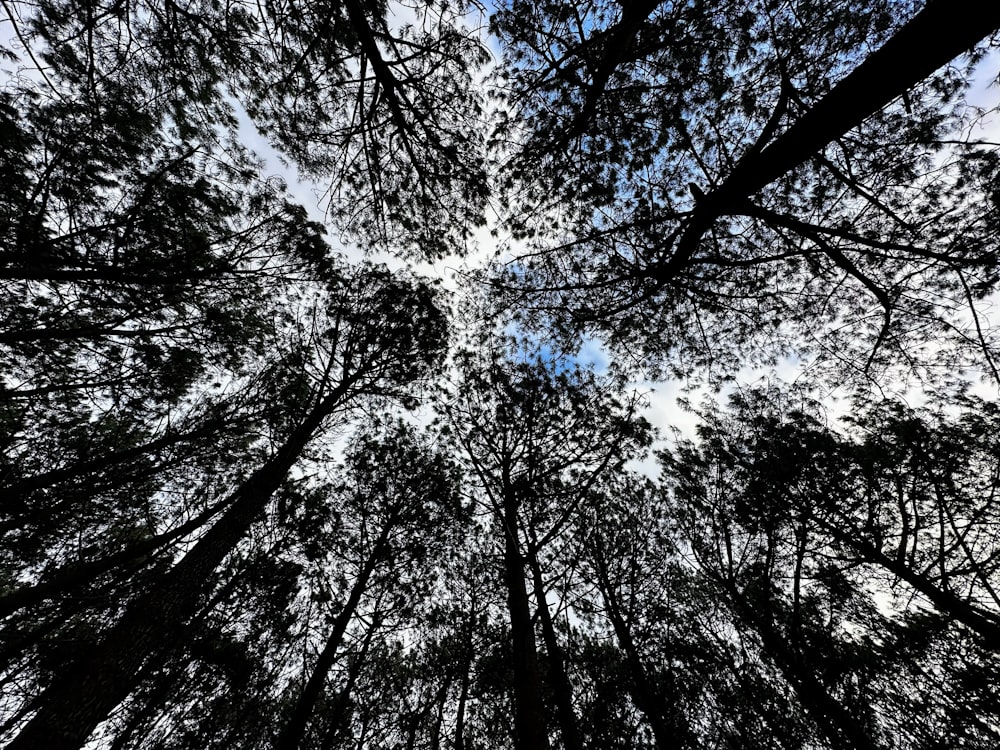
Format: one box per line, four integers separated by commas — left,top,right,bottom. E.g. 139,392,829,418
526,546,582,750
106,657,190,750
501,487,550,750
428,673,453,750
454,657,470,750
660,0,1000,279
725,583,878,750
404,712,419,750
453,603,476,750
847,533,1000,648
276,530,389,750
319,618,378,750
106,567,262,750
592,554,682,749
7,381,353,750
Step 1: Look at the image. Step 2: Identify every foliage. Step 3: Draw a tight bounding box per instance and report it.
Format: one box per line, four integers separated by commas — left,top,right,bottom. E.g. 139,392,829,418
490,0,1000,384
4,0,1000,748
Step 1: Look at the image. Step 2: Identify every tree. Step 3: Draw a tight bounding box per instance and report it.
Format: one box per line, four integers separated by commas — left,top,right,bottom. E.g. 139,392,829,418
491,0,1000,383
6,0,1000,747
665,403,889,749
662,387,1000,748
275,419,465,750
5,0,489,256
4,265,448,749
442,337,652,750
701,389,1000,648
576,473,699,749
2,0,486,744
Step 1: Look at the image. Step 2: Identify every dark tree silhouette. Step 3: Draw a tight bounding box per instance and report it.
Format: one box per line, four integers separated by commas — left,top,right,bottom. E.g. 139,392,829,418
492,0,1000,382
443,338,651,750
4,1,1000,748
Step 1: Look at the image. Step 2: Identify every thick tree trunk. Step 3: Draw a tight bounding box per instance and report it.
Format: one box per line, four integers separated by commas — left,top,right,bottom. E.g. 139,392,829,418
526,546,582,750
501,487,551,750
276,531,389,750
660,0,1000,279
0,493,231,619
7,381,353,750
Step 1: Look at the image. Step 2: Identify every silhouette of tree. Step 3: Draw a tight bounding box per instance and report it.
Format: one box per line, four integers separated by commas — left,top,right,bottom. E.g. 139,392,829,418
442,337,651,750
492,0,1000,383
663,387,1000,748
4,0,1000,747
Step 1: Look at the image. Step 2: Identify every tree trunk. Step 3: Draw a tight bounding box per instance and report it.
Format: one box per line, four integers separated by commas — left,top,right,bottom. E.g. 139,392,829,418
501,486,551,750
453,604,476,750
7,380,353,750
846,533,1000,649
660,0,1000,279
276,531,389,750
592,554,685,749
725,583,878,750
454,658,470,750
319,617,379,750
428,673,453,750
106,656,192,750
526,545,582,750
0,493,231,619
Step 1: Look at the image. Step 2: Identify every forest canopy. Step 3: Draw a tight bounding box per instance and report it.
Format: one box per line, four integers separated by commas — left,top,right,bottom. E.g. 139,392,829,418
2,0,1000,748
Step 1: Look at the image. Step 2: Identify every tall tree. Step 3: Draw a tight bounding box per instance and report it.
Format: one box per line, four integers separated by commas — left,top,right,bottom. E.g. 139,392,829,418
492,0,1000,383
4,0,489,254
663,387,1000,749
576,473,699,749
276,419,465,750
5,266,448,749
1,0,487,744
443,338,651,750
6,1,1000,747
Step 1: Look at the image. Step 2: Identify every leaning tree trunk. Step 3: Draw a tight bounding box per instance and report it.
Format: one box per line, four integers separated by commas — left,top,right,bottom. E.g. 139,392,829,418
844,533,1000,650
526,545,582,750
7,379,355,750
724,582,880,750
592,554,688,749
276,529,390,750
659,0,1000,279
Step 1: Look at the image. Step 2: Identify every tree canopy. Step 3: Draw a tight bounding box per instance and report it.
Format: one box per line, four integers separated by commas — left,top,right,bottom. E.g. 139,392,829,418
2,0,1000,748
